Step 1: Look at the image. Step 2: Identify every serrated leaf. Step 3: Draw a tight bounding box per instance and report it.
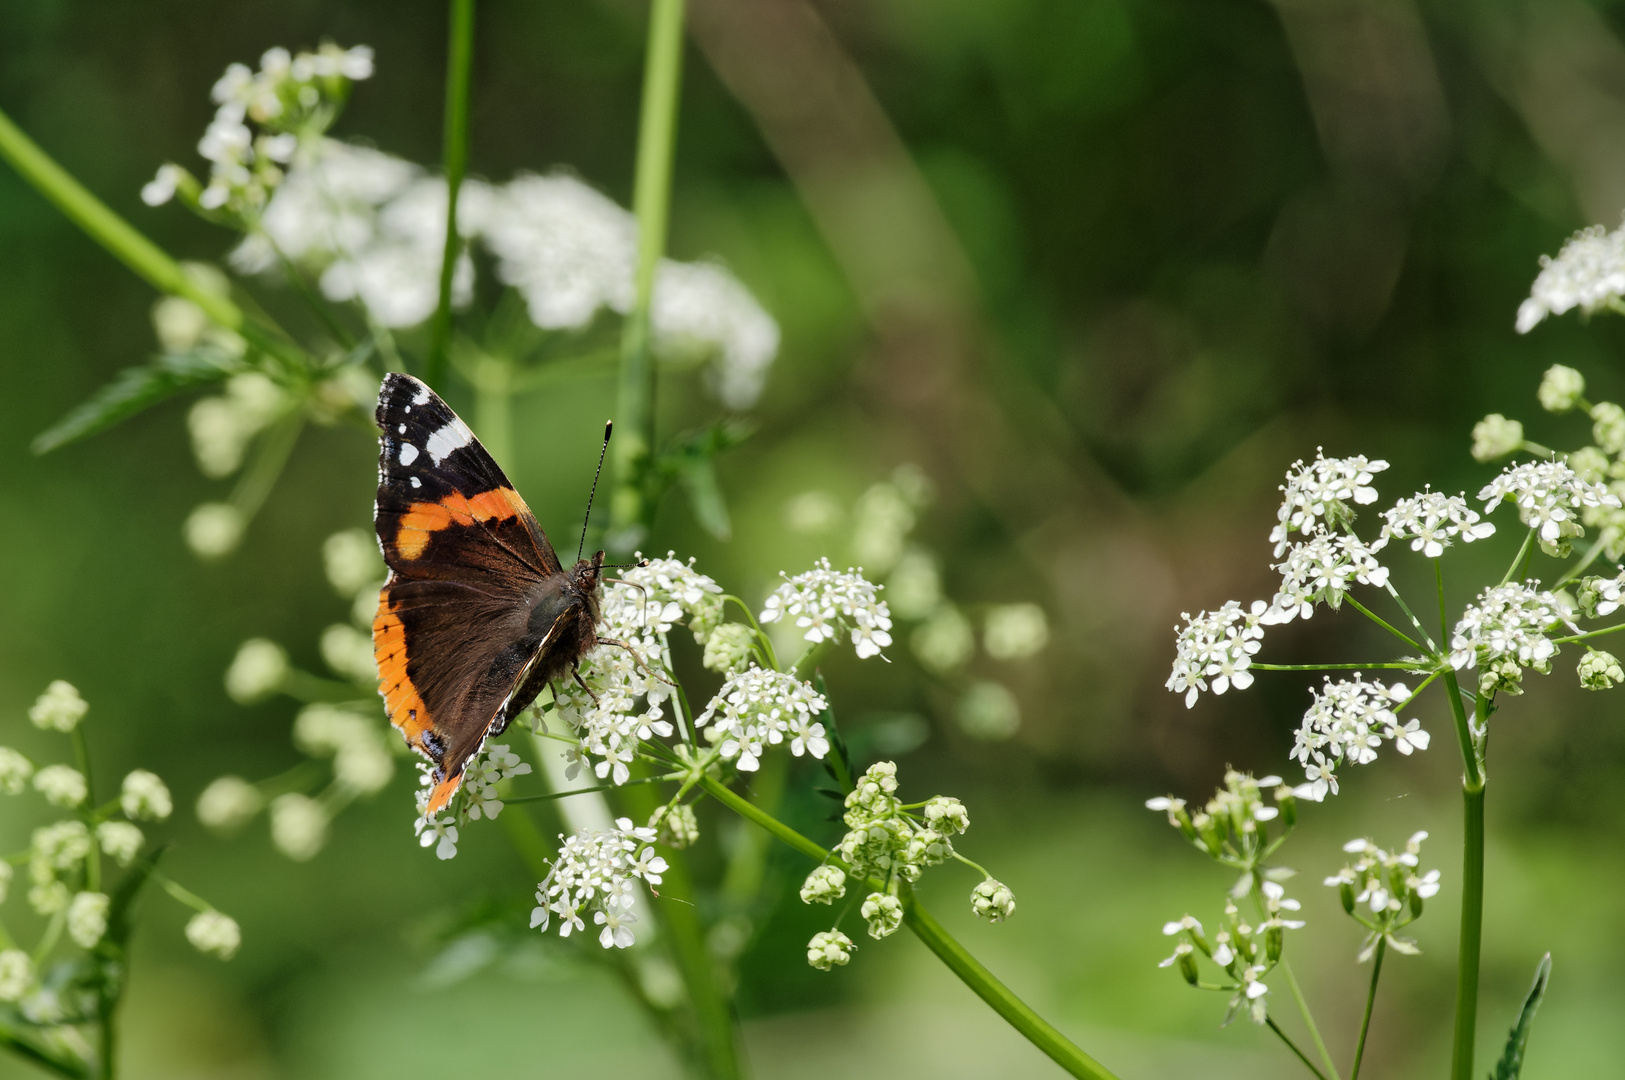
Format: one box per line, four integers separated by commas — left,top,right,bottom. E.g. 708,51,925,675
1490,952,1552,1080
32,349,240,454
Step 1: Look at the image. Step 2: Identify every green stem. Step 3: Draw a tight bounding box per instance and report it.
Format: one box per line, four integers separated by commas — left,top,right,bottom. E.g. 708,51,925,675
229,411,304,520
71,727,100,893
0,1024,87,1079
426,0,476,390
1251,662,1422,672
1450,781,1486,1080
1383,583,1437,653
697,773,1119,1079
1345,597,1422,651
1350,937,1385,1080
608,0,687,550
1266,1017,1329,1080
1552,622,1625,645
1281,961,1340,1080
1555,538,1608,586
1499,528,1536,587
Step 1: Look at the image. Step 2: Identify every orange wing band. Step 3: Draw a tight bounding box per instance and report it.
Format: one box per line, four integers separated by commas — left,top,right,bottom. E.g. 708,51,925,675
373,595,428,747
394,487,524,560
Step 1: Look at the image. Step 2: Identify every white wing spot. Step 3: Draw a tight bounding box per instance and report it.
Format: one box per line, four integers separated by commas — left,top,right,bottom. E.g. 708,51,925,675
397,424,406,434
404,405,411,414
399,443,420,466
412,384,431,405
410,476,421,488
426,419,473,464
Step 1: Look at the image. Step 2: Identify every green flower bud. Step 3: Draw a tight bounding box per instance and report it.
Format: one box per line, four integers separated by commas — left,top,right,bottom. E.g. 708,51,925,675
1596,402,1625,455
1579,648,1624,691
1471,414,1523,462
1539,364,1586,413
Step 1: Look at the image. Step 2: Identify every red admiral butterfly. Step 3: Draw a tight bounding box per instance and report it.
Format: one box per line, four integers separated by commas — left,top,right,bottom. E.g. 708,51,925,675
371,373,606,814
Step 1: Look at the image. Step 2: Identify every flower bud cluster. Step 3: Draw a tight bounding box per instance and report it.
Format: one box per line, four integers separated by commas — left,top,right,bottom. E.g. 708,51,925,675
1477,459,1619,557
530,818,668,950
650,803,700,849
1146,770,1297,881
760,558,893,659
1323,831,1440,961
1448,582,1575,694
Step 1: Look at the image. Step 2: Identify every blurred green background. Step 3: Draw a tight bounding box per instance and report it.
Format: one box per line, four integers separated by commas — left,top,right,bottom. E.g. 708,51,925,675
5,0,1625,1076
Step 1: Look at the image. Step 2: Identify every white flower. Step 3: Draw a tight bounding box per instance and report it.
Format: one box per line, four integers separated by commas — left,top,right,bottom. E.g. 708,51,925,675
1270,450,1389,555
1263,530,1388,624
29,681,88,732
32,820,92,875
0,951,32,1003
225,638,289,703
531,819,665,949
697,666,829,771
651,259,780,410
1539,364,1587,412
760,558,892,658
415,814,459,860
197,776,265,832
66,892,110,948
1449,582,1574,679
1378,490,1496,558
1327,832,1441,960
800,865,847,905
1167,600,1267,708
971,879,1016,923
141,163,184,206
1471,414,1525,463
186,911,242,960
34,765,87,808
97,822,144,866
270,793,328,861
0,748,34,795
956,681,1021,740
1478,459,1619,554
983,603,1050,660
861,892,904,938
323,528,383,598
1516,223,1625,333
1290,676,1427,796
807,929,854,970
184,502,245,558
121,769,172,821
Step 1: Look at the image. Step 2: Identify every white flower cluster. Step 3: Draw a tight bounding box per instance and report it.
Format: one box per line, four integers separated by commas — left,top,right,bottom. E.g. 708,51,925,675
554,555,722,786
1270,451,1389,556
143,45,374,217
1289,676,1429,802
697,667,830,771
1263,530,1389,624
760,558,894,659
1477,459,1619,555
1166,601,1267,709
1158,881,1305,1026
1448,582,1575,694
1376,490,1496,558
529,818,668,949
411,741,533,859
1324,831,1440,960
28,680,88,732
1516,222,1625,334
1146,771,1295,891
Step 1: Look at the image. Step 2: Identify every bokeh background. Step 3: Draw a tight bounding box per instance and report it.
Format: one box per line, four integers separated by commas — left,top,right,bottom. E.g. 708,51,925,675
5,0,1625,1076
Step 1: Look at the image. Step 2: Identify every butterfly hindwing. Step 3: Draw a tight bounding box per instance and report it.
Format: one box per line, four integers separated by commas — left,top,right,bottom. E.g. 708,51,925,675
372,373,574,813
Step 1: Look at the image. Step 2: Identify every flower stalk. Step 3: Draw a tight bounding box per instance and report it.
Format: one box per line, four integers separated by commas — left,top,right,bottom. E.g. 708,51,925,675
426,0,476,390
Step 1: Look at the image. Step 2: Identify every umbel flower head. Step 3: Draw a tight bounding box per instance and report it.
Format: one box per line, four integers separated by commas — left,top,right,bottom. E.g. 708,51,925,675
1477,458,1619,556
1269,450,1389,556
760,558,893,659
1377,489,1495,558
697,667,829,771
1325,831,1440,961
1448,582,1576,695
530,818,668,950
1166,601,1267,709
1290,675,1429,801
1158,883,1305,1026
1516,221,1625,334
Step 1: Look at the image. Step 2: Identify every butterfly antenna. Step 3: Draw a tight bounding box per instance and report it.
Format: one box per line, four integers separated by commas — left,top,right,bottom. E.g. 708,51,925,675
578,420,613,562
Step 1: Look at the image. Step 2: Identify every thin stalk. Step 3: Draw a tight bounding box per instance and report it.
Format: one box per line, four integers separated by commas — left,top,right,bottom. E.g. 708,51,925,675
1266,1017,1329,1080
1345,597,1422,651
608,0,687,548
230,411,304,520
426,0,476,389
697,773,1119,1080
1350,937,1385,1079
0,106,298,367
1555,538,1608,587
1435,559,1449,648
1252,662,1422,672
1551,622,1625,645
72,727,100,893
1383,583,1437,653
1281,961,1341,1080
1498,528,1536,587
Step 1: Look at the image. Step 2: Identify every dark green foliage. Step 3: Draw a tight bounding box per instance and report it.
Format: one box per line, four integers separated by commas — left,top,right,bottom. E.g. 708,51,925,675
32,348,240,455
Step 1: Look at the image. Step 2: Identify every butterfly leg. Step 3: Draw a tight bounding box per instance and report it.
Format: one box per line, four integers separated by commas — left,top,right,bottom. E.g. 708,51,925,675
571,666,601,706
598,637,676,687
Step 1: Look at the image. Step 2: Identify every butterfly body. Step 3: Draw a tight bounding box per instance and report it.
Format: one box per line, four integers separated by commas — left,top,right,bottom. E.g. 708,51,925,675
371,372,602,813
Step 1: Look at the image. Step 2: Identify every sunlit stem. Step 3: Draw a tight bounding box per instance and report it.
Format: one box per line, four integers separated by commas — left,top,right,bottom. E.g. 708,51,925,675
1383,583,1437,653
1345,597,1422,651
426,0,476,389
1350,937,1386,1079
1444,674,1487,1080
608,0,687,549
1498,528,1537,587
1280,961,1340,1080
697,773,1121,1080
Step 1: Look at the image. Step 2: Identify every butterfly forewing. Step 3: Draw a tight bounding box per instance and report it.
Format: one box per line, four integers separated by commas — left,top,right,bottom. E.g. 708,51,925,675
372,373,571,813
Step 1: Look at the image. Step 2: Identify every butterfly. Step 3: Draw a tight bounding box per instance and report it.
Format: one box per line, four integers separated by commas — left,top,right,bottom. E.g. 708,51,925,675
371,372,607,814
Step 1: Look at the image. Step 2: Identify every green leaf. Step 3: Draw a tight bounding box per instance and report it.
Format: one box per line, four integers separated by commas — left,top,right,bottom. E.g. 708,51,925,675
678,455,732,540
1490,952,1552,1080
0,1009,89,1078
32,349,240,454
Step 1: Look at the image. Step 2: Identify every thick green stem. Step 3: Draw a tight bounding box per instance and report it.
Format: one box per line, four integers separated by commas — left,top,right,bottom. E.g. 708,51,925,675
697,773,1119,1080
608,0,687,549
1350,937,1385,1080
1450,782,1486,1080
426,0,476,389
